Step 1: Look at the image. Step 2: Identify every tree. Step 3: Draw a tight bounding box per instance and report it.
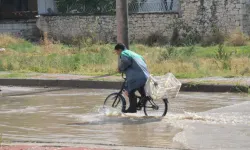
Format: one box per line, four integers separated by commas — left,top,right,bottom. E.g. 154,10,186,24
56,0,116,14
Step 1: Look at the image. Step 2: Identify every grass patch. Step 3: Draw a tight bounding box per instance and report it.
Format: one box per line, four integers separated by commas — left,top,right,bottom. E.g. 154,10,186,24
0,72,29,78
0,34,250,78
7,41,39,53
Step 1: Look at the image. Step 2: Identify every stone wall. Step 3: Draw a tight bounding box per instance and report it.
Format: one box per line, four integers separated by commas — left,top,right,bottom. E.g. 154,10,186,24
36,0,250,43
180,0,247,35
37,13,178,43
241,0,250,35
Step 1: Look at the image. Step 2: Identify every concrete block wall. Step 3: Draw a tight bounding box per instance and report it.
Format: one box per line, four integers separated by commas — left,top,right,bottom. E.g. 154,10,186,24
0,20,39,40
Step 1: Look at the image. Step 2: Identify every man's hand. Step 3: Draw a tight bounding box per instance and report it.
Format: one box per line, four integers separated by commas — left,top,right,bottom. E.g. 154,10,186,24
117,68,120,73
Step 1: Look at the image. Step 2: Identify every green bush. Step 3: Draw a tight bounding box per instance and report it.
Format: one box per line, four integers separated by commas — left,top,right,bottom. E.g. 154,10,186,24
201,28,225,46
145,31,169,46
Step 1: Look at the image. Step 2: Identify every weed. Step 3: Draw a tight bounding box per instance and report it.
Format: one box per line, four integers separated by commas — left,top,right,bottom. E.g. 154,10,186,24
215,44,232,60
227,29,248,46
183,46,196,57
158,46,177,61
214,44,234,70
240,67,250,76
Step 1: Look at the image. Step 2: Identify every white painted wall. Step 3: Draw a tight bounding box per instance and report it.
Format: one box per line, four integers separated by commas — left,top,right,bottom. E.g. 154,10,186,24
37,0,57,14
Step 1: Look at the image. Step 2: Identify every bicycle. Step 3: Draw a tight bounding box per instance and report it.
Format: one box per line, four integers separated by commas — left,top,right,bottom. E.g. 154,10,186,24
103,74,168,117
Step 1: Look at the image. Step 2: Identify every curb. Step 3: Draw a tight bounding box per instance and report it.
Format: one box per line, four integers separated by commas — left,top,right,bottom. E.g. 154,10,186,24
0,79,249,93
181,83,249,93
0,79,122,89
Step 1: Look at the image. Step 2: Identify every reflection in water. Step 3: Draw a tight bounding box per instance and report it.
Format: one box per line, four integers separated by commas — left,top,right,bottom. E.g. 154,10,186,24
0,89,249,149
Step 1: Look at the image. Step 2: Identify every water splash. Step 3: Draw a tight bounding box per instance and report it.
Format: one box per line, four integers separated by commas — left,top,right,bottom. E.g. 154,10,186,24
98,105,122,117
167,101,250,150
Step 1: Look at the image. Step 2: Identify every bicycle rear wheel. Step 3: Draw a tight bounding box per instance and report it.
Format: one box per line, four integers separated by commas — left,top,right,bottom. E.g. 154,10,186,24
144,98,168,117
103,93,126,112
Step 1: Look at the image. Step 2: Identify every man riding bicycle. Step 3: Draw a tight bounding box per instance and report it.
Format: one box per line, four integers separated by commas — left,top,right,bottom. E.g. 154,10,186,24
114,43,150,113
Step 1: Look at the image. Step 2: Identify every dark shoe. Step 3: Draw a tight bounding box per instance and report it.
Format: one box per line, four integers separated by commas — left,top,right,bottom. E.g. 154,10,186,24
123,99,137,113
123,108,137,113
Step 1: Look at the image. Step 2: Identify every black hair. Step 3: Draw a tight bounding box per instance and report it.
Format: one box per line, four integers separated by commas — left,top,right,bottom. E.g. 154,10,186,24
114,43,126,51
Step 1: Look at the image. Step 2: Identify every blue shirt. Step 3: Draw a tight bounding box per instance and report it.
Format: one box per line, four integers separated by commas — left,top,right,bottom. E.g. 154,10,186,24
118,50,150,92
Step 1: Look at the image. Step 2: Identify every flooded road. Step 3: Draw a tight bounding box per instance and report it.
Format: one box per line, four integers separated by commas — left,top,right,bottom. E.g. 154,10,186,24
0,88,249,149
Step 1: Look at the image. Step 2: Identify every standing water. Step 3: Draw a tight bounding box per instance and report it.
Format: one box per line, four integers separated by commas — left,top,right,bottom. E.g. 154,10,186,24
0,88,249,149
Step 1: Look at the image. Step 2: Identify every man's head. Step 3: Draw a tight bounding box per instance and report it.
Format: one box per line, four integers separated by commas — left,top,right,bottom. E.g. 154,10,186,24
114,43,126,55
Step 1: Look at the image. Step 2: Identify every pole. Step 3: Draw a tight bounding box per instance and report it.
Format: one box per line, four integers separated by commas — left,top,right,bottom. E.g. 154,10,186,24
116,0,129,49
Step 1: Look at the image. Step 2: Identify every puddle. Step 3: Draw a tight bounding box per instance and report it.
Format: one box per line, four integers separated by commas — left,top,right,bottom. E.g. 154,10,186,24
0,89,249,149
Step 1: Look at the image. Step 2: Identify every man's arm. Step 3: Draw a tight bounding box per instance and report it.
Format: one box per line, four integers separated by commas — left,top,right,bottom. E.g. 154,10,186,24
118,55,132,72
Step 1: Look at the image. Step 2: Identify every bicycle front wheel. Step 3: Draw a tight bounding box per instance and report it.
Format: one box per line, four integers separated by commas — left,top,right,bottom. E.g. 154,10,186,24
103,93,126,112
144,98,168,117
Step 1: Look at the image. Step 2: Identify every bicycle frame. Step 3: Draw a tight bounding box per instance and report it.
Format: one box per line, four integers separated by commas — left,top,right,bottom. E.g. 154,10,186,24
111,74,126,108
111,73,167,112
111,84,124,107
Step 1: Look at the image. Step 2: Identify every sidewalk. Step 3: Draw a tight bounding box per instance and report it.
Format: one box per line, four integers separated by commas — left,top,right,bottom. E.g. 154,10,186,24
2,72,248,86
0,72,249,93
0,145,106,150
